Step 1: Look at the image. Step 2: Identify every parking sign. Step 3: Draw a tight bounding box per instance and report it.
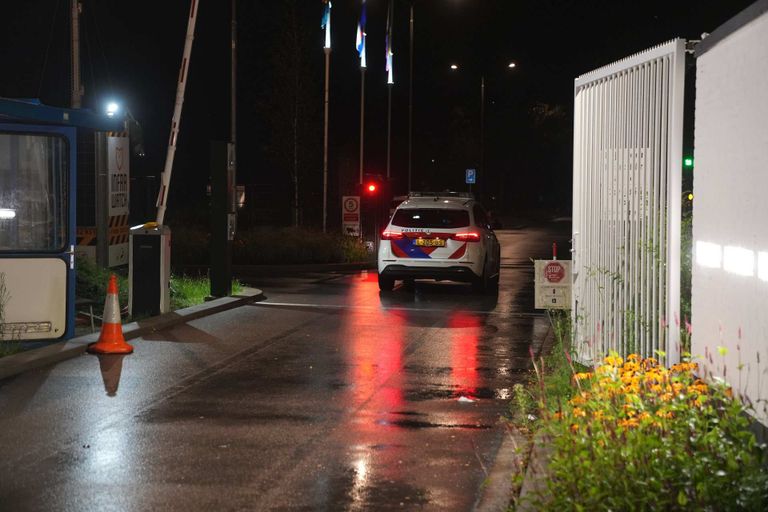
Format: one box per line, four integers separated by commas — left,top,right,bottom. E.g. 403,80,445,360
465,168,476,184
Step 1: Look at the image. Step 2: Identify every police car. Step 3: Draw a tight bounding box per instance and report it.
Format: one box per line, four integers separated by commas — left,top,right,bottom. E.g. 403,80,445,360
377,192,501,292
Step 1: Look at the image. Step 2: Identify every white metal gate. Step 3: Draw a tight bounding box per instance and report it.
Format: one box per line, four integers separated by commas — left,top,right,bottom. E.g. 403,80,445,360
572,39,685,365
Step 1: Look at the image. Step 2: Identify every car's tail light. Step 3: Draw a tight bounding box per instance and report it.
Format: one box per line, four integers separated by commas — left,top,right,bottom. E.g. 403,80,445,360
381,230,404,240
451,232,481,242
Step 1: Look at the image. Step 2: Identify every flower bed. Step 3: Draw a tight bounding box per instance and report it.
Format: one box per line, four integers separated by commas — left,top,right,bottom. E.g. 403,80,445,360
525,353,768,510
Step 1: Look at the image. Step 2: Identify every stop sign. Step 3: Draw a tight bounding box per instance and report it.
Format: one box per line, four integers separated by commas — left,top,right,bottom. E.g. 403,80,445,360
545,261,565,283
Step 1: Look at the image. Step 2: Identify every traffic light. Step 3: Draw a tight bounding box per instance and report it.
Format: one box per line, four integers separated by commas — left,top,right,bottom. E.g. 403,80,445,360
367,182,377,194
683,156,694,170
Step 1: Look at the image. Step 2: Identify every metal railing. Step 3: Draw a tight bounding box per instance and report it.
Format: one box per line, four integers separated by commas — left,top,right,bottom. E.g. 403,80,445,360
572,39,686,365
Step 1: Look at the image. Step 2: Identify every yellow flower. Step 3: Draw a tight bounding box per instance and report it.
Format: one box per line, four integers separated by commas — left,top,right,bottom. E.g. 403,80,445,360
573,407,587,418
627,354,640,362
623,405,637,417
604,354,624,367
574,372,593,381
570,423,579,432
618,417,639,428
569,395,585,405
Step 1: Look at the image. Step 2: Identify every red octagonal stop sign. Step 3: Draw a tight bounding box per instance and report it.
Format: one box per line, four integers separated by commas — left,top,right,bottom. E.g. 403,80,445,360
545,261,565,283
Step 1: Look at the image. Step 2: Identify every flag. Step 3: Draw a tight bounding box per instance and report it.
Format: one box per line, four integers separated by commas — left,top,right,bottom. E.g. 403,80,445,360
321,1,331,49
385,0,394,84
356,0,367,68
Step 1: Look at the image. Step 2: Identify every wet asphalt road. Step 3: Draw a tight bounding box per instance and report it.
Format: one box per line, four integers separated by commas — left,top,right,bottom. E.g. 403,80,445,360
0,220,570,511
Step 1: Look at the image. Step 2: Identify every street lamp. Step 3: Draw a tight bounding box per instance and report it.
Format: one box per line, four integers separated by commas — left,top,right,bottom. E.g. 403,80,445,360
105,102,120,118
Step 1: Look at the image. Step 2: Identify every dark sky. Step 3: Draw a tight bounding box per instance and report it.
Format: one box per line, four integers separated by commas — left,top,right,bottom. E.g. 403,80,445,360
0,0,756,223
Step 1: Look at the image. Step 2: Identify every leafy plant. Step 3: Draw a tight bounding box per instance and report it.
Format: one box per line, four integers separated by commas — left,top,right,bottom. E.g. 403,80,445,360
75,255,129,307
525,352,768,510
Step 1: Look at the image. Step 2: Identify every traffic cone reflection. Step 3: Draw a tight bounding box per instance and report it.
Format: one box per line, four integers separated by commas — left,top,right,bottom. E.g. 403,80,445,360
88,274,133,354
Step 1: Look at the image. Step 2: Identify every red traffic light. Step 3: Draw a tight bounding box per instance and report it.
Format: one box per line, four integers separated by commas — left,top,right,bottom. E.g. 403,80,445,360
367,183,377,193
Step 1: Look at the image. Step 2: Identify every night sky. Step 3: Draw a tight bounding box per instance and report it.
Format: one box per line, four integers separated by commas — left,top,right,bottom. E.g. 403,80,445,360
0,0,755,226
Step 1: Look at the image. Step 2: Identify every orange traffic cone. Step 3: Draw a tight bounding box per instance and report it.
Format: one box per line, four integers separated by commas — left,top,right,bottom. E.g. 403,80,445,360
88,274,133,354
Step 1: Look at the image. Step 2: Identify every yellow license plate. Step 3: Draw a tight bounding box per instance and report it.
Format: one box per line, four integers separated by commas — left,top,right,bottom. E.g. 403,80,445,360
414,238,445,247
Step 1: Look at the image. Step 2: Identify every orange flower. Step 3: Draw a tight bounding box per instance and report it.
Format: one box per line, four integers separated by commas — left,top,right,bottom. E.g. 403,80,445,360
573,407,587,418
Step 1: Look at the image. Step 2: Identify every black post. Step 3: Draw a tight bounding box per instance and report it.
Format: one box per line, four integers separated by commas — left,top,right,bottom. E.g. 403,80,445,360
210,141,235,297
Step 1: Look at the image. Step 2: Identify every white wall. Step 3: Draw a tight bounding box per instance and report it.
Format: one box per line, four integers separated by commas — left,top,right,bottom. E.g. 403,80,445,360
693,9,768,424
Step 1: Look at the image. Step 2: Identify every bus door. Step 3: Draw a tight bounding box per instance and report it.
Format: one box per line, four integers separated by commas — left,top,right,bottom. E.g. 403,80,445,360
0,124,76,341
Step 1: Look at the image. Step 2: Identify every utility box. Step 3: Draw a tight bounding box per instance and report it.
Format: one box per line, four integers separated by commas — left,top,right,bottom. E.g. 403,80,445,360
129,224,171,317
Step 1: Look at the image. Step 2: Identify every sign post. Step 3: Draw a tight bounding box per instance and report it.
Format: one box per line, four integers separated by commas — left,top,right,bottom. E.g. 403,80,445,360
535,259,572,310
342,196,361,237
465,168,476,193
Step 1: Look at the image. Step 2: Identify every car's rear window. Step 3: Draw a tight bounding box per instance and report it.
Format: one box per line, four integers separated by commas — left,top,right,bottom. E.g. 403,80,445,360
391,208,470,228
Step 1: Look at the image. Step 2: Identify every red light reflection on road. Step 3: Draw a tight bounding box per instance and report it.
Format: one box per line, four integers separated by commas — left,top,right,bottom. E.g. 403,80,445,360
449,312,480,399
341,273,404,409
336,274,407,506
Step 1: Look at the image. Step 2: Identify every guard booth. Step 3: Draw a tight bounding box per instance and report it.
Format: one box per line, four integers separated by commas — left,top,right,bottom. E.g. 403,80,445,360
0,98,124,341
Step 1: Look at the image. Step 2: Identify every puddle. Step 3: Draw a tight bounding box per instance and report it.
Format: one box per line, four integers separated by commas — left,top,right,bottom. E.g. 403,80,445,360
378,419,493,430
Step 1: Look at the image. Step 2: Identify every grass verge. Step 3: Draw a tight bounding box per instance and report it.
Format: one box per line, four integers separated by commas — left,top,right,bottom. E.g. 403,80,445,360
77,257,243,317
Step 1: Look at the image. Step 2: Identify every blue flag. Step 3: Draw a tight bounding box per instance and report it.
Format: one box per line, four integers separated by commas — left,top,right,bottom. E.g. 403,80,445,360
321,1,331,49
356,0,367,68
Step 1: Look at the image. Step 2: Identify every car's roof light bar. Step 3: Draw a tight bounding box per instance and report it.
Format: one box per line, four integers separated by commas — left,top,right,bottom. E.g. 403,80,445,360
408,191,475,199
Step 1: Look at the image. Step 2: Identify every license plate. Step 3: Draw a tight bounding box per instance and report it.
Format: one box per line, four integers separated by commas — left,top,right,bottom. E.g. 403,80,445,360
414,238,445,247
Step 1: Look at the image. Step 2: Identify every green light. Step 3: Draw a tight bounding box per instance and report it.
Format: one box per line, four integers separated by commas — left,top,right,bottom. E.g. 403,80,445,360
684,157,694,168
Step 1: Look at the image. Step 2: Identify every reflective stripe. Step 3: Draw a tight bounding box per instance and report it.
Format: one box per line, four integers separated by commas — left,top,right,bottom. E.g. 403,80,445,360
102,292,121,324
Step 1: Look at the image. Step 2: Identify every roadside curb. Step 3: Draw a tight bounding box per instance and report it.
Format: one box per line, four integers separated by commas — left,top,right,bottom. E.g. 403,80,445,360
0,287,265,381
181,262,376,278
473,424,532,512
473,316,556,510
515,431,552,511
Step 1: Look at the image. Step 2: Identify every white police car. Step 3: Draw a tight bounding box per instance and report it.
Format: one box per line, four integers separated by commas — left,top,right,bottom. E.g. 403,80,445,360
377,192,500,292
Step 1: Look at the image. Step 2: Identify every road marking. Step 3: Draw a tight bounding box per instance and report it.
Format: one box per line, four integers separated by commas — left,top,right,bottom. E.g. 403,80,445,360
251,301,544,318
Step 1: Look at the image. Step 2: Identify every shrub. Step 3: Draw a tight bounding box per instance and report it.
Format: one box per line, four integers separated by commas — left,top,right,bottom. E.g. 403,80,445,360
170,225,372,266
75,256,129,307
232,227,371,265
527,353,768,511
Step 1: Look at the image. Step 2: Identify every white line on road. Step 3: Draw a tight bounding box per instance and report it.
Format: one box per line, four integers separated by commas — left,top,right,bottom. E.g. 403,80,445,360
251,301,544,318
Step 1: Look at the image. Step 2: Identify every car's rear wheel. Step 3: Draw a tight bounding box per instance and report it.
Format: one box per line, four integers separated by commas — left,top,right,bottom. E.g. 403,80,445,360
378,274,395,292
473,258,499,294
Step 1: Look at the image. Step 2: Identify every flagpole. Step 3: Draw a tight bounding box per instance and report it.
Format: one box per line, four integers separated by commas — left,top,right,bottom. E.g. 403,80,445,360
407,3,415,193
387,83,392,180
386,0,393,180
323,47,331,232
322,2,331,233
359,67,365,185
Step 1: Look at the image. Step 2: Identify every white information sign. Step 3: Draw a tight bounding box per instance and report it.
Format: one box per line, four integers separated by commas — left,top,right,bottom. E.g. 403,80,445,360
534,259,572,310
107,137,129,216
342,196,360,237
107,136,130,266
